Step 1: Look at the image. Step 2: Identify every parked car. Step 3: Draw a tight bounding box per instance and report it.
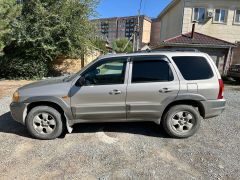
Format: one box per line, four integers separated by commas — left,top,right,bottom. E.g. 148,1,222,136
227,64,240,82
10,51,226,140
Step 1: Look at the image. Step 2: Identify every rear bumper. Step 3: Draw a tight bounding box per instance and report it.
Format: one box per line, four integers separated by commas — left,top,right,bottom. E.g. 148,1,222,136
201,99,226,119
10,102,27,125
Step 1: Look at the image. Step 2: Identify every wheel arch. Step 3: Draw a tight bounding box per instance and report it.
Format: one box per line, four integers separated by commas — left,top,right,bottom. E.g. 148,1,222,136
160,99,205,124
27,101,66,123
25,100,73,133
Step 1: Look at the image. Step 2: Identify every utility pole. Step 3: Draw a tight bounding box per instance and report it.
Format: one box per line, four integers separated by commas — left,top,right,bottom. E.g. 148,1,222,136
125,0,143,52
136,0,143,51
133,28,136,52
116,18,119,39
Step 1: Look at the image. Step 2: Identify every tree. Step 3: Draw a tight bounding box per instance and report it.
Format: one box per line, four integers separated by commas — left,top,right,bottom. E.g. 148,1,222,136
0,0,100,79
112,38,133,53
0,0,21,51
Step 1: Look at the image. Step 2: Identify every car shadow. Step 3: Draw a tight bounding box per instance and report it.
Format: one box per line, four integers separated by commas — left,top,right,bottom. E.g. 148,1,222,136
223,78,240,86
0,111,169,139
0,112,31,138
71,121,169,138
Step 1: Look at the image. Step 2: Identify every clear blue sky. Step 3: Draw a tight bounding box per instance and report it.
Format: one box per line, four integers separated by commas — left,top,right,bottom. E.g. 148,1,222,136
96,0,172,19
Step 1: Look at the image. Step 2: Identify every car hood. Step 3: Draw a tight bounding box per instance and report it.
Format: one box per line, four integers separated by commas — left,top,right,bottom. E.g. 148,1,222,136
19,76,68,90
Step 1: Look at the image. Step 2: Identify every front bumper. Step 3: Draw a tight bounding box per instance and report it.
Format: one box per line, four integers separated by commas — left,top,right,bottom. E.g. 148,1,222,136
201,99,226,119
10,102,27,125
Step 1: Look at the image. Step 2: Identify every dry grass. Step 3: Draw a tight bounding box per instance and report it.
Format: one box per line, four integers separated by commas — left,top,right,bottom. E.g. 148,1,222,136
0,80,33,99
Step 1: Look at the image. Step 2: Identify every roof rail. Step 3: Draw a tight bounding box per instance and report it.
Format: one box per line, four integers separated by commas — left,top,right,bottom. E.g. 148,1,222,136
136,48,200,53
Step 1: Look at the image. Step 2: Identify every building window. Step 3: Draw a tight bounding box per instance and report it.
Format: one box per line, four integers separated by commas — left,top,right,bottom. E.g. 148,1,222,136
101,22,109,36
193,8,206,22
214,9,227,23
234,10,240,24
125,18,136,39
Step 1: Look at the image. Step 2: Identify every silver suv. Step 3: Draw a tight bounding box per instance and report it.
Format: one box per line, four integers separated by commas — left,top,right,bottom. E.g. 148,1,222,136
10,51,226,140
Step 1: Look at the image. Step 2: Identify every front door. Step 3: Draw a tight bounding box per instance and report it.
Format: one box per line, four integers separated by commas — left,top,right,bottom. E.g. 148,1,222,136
70,57,128,122
126,56,179,122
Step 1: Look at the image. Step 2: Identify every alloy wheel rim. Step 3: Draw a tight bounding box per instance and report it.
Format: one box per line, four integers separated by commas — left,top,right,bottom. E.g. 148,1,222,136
33,113,56,134
171,111,194,133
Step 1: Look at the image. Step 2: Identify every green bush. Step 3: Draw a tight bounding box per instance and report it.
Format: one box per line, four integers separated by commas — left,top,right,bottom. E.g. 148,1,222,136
0,55,48,79
112,38,133,53
0,0,100,79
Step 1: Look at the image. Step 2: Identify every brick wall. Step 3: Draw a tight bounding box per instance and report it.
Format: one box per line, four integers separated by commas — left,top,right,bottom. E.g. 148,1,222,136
51,50,101,75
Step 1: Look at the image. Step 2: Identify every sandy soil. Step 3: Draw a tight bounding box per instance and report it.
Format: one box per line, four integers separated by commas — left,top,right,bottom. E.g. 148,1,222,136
0,80,33,99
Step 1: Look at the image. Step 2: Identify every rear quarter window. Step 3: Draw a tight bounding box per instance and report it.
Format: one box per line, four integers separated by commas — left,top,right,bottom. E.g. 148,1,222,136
172,56,214,80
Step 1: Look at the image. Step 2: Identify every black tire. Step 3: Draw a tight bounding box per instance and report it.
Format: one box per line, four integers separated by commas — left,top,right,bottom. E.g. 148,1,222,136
162,105,201,138
26,106,63,140
233,78,240,83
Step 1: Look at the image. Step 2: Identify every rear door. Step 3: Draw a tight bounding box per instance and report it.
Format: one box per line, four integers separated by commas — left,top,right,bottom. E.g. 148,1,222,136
126,55,180,122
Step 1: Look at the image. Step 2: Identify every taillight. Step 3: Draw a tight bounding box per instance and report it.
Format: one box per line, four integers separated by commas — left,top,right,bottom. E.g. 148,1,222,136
218,79,224,99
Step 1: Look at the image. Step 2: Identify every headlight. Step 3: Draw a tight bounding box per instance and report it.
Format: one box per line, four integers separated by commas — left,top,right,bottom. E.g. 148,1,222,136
12,91,20,102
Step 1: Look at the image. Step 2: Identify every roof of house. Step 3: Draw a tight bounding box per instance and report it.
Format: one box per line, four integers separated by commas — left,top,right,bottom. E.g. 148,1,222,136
152,32,236,49
158,0,180,19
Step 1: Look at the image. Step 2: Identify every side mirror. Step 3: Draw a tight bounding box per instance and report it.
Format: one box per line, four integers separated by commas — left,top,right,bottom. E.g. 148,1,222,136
76,76,85,86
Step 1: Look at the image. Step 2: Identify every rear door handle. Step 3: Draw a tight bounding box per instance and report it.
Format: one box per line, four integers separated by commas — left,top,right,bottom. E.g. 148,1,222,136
109,89,122,95
159,88,172,93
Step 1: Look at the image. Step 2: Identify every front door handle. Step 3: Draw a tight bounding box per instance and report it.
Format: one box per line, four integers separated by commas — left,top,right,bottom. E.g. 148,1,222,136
159,88,172,93
109,89,122,95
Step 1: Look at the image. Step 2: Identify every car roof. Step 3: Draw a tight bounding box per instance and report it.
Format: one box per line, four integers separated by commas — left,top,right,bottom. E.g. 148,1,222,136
98,51,208,59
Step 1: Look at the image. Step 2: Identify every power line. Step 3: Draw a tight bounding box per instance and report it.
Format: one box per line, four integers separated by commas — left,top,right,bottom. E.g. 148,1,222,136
139,0,143,13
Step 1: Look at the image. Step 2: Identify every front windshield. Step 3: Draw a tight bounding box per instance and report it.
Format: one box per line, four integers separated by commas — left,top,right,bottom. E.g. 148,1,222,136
63,57,99,82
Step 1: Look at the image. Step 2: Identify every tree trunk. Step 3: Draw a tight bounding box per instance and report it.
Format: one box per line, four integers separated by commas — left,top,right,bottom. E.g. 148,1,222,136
80,53,85,68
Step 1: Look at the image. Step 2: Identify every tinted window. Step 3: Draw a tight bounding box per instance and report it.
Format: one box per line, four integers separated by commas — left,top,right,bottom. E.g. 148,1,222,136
132,60,173,83
235,10,240,23
215,9,227,23
172,56,213,80
194,8,206,22
83,59,126,85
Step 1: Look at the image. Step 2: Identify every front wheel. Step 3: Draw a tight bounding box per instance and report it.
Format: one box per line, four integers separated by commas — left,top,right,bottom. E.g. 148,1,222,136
162,105,201,138
26,106,63,140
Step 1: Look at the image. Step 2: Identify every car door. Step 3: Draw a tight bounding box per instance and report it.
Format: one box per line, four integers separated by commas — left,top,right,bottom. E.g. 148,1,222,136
126,55,179,122
70,57,129,122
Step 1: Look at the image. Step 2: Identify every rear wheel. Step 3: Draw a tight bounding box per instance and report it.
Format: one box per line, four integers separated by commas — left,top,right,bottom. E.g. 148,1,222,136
162,105,201,138
26,106,63,140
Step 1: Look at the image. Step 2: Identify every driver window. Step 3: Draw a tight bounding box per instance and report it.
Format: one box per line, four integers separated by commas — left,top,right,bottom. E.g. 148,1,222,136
83,58,127,85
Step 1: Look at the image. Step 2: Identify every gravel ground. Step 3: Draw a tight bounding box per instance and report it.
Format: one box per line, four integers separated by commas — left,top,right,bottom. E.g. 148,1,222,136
0,84,239,180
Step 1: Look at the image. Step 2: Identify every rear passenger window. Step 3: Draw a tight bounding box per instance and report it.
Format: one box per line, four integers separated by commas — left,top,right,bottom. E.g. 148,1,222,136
132,60,173,83
172,56,213,80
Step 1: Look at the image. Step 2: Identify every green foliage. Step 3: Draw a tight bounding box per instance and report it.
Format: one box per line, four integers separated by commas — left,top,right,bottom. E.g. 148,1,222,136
91,38,108,53
0,0,100,79
0,0,21,51
0,55,48,79
112,38,133,53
